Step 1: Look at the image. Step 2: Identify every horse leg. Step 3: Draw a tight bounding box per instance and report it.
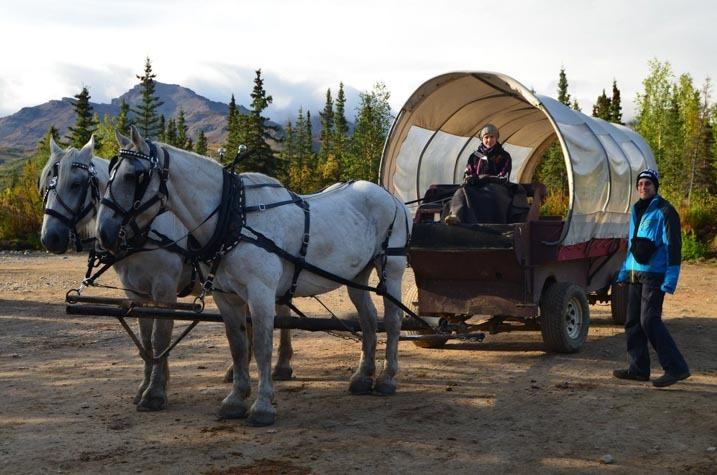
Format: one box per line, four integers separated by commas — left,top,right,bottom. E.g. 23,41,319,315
272,305,294,380
215,293,252,419
246,286,278,426
347,266,378,395
374,258,405,396
223,306,293,382
223,319,253,383
137,278,175,411
133,308,153,405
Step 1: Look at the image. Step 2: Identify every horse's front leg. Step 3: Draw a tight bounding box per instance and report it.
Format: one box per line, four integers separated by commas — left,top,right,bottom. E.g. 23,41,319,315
215,293,251,419
223,307,292,382
137,277,175,411
347,266,378,395
374,258,405,396
246,285,278,426
133,299,153,405
273,305,294,381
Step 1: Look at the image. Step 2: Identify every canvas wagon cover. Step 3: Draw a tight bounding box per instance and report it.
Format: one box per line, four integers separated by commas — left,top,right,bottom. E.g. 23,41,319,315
379,72,657,246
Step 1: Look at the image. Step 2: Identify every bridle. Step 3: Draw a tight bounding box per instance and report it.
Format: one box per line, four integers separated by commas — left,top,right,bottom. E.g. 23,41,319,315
43,159,101,251
102,142,170,248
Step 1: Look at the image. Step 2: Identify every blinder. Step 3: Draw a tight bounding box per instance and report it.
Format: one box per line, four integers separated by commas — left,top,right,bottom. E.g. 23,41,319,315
43,159,101,251
102,142,170,251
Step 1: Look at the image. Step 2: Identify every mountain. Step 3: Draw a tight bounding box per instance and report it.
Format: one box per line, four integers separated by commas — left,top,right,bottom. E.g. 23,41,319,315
0,83,263,155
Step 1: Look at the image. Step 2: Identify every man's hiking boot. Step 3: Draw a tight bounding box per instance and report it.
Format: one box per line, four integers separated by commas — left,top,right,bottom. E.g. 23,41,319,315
612,368,649,382
652,371,690,388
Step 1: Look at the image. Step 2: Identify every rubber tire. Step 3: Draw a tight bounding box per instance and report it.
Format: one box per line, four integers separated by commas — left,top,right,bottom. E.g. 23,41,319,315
610,282,628,325
402,285,448,349
539,282,590,353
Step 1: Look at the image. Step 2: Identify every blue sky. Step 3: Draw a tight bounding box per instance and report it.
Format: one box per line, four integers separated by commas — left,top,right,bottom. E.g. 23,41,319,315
0,0,714,123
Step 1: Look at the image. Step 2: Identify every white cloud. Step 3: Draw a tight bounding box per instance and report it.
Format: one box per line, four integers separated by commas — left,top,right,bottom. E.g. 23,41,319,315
0,0,715,122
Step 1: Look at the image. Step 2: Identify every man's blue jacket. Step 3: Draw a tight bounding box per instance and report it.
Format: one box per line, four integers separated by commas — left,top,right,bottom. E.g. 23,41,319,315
617,194,682,294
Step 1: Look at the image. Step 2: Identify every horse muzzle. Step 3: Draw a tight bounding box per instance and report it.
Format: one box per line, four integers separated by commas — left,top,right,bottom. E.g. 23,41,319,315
41,228,70,254
97,219,124,256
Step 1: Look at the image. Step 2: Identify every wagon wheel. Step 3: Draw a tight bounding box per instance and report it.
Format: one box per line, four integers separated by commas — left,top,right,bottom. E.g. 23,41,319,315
539,282,590,353
610,281,628,326
402,285,448,349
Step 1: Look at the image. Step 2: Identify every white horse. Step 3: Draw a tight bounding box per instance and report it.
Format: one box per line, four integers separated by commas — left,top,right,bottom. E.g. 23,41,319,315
97,127,411,426
39,136,295,411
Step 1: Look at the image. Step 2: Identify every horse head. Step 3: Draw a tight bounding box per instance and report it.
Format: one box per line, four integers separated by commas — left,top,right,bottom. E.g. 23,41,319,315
40,136,100,253
97,126,168,255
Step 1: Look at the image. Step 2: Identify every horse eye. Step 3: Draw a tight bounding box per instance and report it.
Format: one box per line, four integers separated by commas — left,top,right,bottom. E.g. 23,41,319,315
70,181,82,190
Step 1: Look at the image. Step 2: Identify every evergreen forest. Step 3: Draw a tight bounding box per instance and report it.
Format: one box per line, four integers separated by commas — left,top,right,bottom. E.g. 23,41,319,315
1,58,715,260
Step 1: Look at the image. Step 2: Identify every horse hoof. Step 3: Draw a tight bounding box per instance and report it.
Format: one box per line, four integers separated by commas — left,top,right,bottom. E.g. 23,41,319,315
272,366,293,381
223,366,234,383
247,408,276,427
136,396,167,412
218,402,248,420
349,377,374,395
374,380,396,396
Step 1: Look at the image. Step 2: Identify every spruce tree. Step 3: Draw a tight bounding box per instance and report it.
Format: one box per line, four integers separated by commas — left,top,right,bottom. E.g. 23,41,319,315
609,80,623,124
66,86,100,149
116,99,133,135
333,82,350,181
158,115,166,142
224,94,242,164
241,69,276,175
165,118,178,147
557,67,571,106
534,68,571,213
195,130,208,156
131,57,164,140
176,109,189,149
592,89,612,120
318,88,334,164
347,83,392,182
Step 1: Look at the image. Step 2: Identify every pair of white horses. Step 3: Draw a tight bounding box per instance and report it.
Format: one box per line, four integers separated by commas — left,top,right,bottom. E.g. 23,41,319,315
40,136,295,412
44,127,411,426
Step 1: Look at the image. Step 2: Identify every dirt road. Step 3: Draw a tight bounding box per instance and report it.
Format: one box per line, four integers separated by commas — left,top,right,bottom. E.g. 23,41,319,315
1,253,716,474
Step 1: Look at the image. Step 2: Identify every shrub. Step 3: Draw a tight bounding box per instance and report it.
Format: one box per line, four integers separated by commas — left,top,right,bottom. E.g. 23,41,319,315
682,230,708,261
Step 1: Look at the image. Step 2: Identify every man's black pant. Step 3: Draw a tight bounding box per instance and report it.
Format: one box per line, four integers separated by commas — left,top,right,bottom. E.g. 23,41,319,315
625,279,689,377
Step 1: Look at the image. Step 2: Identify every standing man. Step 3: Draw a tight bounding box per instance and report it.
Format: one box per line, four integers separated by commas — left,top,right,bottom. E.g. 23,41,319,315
613,169,690,387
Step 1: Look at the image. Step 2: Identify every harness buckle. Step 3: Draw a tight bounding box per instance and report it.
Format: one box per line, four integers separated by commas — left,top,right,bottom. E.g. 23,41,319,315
302,233,310,245
258,204,266,212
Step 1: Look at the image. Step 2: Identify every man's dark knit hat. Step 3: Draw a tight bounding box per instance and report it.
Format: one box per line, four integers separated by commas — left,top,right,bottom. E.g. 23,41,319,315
637,169,659,191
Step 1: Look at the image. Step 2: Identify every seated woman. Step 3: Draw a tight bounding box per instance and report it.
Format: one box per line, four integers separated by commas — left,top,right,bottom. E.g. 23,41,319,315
445,124,513,224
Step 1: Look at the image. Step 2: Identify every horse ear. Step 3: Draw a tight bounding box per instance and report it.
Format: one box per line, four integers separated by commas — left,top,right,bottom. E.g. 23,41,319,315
116,129,131,149
78,135,95,161
50,137,64,157
130,125,150,156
